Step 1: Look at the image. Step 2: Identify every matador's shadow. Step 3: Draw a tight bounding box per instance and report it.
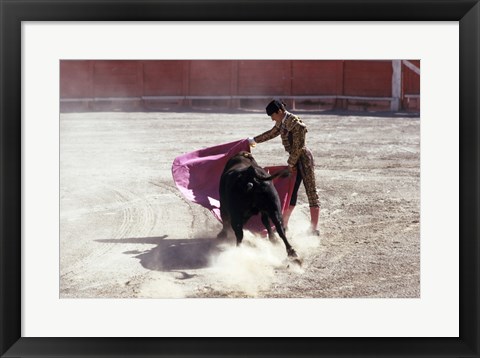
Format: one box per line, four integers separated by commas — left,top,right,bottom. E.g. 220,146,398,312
96,236,224,272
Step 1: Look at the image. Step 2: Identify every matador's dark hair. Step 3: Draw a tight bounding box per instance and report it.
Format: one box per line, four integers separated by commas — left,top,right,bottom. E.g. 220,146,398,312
266,99,287,116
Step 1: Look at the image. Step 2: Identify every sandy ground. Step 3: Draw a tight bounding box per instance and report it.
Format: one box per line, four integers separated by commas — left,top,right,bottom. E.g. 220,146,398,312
60,110,420,298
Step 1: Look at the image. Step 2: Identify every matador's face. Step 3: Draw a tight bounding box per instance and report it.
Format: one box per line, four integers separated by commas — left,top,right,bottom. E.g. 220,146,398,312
270,110,284,124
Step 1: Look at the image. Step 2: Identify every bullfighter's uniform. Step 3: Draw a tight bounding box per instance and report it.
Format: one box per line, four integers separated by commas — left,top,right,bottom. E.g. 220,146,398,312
253,112,320,208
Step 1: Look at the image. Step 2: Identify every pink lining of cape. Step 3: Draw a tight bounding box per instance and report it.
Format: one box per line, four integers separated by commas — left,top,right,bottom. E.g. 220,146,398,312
171,139,295,233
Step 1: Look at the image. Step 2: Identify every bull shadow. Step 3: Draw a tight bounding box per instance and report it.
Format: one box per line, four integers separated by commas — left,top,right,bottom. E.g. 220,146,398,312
96,236,226,273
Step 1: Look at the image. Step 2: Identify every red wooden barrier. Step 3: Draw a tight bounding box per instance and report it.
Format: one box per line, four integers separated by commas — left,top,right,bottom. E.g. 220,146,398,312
60,60,420,112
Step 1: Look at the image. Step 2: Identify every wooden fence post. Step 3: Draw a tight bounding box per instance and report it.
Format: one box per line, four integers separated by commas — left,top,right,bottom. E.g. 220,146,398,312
391,60,402,111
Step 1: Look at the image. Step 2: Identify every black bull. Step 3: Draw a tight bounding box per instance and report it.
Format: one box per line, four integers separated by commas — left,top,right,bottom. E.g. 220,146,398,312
217,151,298,258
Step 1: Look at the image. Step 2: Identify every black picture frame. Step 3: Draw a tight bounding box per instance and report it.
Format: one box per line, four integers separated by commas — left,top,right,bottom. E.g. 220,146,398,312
1,1,478,357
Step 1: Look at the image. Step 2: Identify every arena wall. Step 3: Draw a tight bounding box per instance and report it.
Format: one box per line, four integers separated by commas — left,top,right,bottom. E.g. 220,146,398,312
60,60,420,113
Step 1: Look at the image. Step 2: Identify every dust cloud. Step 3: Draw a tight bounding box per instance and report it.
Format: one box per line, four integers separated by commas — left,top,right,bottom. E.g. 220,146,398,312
206,216,321,296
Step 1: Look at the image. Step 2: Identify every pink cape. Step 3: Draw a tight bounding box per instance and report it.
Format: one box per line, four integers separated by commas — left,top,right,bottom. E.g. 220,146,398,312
171,139,296,233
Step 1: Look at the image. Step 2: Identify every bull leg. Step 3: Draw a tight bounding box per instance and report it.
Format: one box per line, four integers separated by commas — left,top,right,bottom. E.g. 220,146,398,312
217,222,230,239
270,212,298,259
217,226,230,239
217,206,230,239
261,212,275,241
231,219,244,247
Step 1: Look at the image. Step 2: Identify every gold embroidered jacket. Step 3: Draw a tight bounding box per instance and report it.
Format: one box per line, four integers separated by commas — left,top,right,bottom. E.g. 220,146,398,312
253,113,308,167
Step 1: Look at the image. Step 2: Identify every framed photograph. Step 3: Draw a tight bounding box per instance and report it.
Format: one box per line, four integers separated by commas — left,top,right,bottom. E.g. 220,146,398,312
1,0,479,357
